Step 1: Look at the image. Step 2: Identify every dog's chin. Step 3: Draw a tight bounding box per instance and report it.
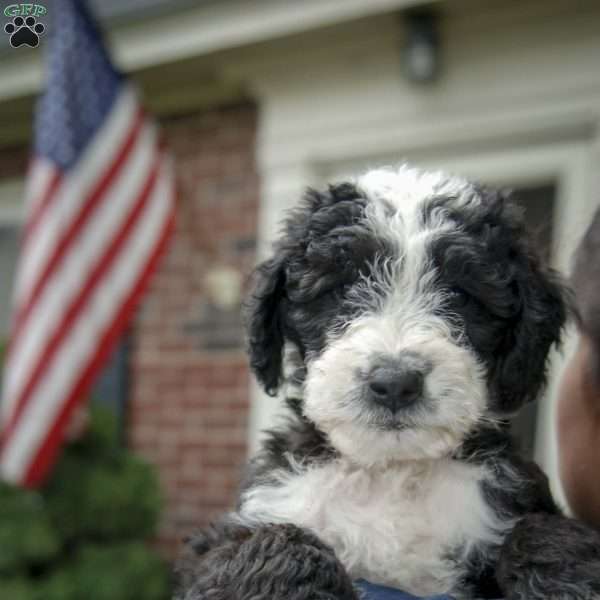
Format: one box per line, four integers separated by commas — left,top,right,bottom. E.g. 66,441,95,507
363,402,428,431
322,418,467,467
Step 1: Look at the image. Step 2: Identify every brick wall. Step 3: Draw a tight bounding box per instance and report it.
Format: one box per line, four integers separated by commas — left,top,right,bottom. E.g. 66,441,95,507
128,101,259,558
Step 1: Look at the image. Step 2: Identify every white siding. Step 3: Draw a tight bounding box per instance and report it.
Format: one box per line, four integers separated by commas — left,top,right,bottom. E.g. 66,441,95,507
245,0,600,504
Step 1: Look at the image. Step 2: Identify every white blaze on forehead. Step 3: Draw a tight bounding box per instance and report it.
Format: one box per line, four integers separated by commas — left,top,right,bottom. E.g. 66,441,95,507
356,165,471,216
354,165,474,244
348,165,476,307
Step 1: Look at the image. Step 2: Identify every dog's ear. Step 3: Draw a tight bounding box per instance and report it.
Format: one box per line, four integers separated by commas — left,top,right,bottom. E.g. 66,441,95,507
244,253,288,396
492,242,569,414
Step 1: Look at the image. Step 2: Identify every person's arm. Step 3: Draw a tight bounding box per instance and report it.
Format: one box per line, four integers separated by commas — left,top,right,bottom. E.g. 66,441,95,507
557,334,600,528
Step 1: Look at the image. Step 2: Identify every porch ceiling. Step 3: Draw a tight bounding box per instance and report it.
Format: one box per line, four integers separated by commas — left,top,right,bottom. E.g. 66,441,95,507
0,0,437,103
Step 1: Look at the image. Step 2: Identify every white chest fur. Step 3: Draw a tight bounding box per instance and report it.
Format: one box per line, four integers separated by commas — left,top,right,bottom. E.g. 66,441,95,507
240,458,507,596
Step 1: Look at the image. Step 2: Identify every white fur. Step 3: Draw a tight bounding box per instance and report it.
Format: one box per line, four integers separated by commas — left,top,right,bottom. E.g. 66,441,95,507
282,341,304,400
240,457,511,597
356,165,472,220
304,311,487,465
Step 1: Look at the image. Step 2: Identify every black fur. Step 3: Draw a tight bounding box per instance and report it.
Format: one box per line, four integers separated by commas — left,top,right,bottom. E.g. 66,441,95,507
241,397,337,492
245,254,287,395
497,514,600,600
177,519,358,600
457,428,562,598
243,183,385,394
179,172,600,600
429,187,567,413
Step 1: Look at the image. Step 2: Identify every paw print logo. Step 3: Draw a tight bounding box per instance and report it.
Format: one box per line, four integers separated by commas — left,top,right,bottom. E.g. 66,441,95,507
4,16,45,48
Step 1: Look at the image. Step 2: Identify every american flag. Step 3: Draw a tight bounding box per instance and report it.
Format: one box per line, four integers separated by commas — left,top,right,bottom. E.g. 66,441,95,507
0,0,175,487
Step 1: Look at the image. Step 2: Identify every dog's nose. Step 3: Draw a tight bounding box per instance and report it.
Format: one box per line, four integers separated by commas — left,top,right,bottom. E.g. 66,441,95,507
368,366,424,412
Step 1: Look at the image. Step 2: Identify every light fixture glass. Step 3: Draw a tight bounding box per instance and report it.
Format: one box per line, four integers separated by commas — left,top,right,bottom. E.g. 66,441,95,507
403,9,441,84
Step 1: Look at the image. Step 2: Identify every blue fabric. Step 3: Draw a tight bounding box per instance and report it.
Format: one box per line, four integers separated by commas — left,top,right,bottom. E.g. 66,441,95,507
35,0,123,169
355,580,455,600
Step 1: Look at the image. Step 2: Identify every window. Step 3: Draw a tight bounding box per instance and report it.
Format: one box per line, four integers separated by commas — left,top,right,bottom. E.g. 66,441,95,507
0,178,25,390
0,224,20,340
509,183,557,458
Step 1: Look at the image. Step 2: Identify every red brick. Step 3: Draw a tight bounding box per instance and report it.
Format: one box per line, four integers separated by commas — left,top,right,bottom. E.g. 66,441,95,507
128,101,258,560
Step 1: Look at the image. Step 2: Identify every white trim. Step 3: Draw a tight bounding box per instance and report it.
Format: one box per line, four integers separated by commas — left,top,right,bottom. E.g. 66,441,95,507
261,97,599,173
0,178,25,226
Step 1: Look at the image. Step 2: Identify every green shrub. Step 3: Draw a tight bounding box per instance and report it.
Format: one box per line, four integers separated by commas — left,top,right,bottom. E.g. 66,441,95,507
0,408,170,599
44,447,161,542
39,542,169,600
0,576,38,600
0,482,60,572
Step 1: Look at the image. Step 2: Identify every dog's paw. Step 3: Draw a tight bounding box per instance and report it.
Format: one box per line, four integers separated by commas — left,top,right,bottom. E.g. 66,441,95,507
4,16,45,48
497,513,600,600
176,520,359,600
185,516,254,556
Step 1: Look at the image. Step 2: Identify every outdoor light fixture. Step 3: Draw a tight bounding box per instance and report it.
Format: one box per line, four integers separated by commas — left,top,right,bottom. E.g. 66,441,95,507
402,8,441,83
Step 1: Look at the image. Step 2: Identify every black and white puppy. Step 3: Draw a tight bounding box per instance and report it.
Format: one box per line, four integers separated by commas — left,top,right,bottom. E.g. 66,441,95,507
178,166,600,600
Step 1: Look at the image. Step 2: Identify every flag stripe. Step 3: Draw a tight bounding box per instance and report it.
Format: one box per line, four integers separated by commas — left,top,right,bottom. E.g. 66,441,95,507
2,121,158,421
9,106,145,348
23,158,58,216
12,87,138,310
22,167,63,247
25,199,175,486
1,151,162,451
1,164,175,484
3,163,62,360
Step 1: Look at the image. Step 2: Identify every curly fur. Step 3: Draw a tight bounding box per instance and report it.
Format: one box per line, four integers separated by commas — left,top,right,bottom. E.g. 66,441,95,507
497,514,600,600
177,520,359,600
177,165,600,600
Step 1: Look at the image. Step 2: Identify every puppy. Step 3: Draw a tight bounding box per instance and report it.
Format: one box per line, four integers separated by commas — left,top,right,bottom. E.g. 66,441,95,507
177,166,600,600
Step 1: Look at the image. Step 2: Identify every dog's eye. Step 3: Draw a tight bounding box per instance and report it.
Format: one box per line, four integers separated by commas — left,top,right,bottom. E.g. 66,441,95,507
447,286,470,308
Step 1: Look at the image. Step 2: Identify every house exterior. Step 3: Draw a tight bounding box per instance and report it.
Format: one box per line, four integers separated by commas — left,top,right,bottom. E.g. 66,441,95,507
0,0,599,556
